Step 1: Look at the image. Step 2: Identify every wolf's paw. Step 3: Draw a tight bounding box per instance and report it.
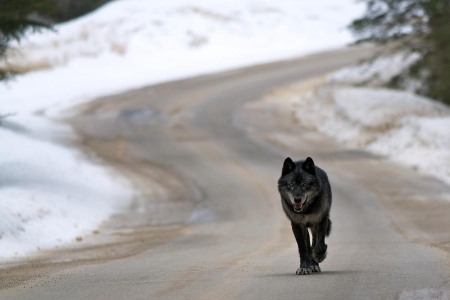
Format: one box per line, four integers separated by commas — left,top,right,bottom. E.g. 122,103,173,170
311,265,321,273
295,267,312,275
313,251,327,263
313,244,328,263
312,250,327,263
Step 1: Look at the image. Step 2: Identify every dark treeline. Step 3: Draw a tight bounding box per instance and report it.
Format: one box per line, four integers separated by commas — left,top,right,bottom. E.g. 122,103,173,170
350,0,450,105
54,0,111,22
0,0,112,80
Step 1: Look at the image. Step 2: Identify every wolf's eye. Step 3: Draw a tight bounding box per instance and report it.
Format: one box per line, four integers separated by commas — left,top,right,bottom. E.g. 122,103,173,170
302,182,308,187
288,183,294,188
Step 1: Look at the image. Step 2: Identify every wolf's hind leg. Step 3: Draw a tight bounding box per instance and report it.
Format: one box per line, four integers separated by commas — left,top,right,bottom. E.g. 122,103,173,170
308,227,321,272
313,218,329,263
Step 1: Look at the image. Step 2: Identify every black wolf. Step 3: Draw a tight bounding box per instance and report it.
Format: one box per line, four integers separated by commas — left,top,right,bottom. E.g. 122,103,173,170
278,157,332,275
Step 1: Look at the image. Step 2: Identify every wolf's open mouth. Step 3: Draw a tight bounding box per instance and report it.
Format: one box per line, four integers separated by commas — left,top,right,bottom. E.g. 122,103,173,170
293,203,303,212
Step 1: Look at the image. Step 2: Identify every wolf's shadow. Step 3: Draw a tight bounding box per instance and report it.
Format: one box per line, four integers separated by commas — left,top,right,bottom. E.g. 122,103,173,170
258,270,359,278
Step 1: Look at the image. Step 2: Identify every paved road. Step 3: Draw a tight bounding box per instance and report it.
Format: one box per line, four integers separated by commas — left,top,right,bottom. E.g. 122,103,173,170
2,46,449,299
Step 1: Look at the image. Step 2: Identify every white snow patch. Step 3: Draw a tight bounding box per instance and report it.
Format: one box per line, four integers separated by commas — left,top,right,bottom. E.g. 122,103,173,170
328,52,424,92
5,0,364,72
0,127,132,258
292,86,450,184
329,52,420,85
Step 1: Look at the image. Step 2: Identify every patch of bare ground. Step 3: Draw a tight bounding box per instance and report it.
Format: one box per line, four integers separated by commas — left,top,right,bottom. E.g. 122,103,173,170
0,225,181,290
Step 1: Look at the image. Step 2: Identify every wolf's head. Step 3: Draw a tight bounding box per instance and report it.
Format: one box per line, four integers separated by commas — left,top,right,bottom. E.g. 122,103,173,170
278,157,319,213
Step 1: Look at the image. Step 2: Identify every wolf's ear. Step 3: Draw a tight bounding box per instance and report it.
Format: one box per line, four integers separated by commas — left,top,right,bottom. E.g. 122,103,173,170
302,157,316,175
282,157,296,176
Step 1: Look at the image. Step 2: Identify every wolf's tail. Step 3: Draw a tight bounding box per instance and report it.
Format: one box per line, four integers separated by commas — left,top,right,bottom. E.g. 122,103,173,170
326,219,332,237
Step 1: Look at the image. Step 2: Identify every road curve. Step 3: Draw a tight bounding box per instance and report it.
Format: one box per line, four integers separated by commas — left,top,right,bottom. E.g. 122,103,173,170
1,46,449,299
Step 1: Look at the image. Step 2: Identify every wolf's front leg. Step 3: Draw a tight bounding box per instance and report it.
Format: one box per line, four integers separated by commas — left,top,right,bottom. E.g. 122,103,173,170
291,222,316,275
312,218,329,263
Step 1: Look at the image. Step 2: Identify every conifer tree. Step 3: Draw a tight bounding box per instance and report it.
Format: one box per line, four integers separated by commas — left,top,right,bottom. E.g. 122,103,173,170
350,0,450,105
0,0,56,80
0,0,111,81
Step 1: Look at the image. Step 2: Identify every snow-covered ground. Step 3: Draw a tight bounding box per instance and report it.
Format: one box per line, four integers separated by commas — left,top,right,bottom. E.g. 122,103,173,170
1,0,364,121
0,128,132,257
287,55,450,185
330,52,422,91
0,1,364,259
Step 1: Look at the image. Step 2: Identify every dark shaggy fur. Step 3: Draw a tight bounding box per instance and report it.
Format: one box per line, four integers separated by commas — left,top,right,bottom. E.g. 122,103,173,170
277,157,332,275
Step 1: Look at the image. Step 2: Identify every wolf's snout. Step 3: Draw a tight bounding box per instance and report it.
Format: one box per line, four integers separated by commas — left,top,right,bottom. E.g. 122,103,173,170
294,197,302,203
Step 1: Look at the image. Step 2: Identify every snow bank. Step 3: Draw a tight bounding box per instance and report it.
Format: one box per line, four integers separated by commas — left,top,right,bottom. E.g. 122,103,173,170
329,52,421,88
316,55,450,184
292,86,450,184
5,0,363,73
0,127,132,258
